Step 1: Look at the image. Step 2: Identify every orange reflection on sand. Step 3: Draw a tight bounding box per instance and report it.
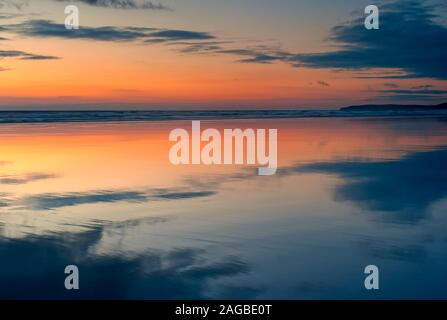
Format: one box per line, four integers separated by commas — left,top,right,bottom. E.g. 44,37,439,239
0,118,446,197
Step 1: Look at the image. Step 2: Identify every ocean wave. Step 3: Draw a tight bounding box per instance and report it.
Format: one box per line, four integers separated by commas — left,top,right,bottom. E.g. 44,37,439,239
0,109,447,123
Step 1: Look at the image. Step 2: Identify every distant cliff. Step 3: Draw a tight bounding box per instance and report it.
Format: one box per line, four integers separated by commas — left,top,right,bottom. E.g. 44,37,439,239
341,102,447,111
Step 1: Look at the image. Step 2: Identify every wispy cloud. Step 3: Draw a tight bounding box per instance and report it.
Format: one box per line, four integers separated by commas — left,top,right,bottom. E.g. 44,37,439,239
2,0,445,89
0,49,60,60
3,20,153,41
3,19,213,43
144,30,214,43
54,0,170,10
176,44,291,65
176,41,228,54
153,191,216,200
0,172,58,185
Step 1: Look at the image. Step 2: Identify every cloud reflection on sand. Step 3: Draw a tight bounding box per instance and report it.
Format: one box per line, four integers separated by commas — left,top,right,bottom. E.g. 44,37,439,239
295,148,447,224
3,188,217,211
0,225,252,299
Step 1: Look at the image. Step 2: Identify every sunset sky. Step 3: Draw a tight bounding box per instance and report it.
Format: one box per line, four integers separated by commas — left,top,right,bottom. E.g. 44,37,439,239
0,0,446,109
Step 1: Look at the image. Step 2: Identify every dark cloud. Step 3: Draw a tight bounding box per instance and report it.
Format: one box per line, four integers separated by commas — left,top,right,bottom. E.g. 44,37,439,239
0,49,60,60
54,0,170,10
20,54,60,60
289,0,447,80
144,30,214,43
153,191,216,200
3,19,213,44
169,0,447,78
4,20,153,41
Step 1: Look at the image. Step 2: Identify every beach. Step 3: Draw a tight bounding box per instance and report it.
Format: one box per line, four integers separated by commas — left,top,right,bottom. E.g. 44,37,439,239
1,116,446,299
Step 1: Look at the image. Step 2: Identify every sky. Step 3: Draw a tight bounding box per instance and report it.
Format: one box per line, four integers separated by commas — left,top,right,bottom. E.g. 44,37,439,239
0,0,446,109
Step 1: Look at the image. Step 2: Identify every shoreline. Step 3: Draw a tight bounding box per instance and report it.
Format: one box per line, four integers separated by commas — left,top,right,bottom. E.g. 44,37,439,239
0,109,447,124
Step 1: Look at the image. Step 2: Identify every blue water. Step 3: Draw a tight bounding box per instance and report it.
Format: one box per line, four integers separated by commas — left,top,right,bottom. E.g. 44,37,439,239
0,117,446,299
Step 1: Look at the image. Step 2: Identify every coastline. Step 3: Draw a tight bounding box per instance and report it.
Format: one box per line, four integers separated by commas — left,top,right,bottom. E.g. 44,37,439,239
1,109,447,124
